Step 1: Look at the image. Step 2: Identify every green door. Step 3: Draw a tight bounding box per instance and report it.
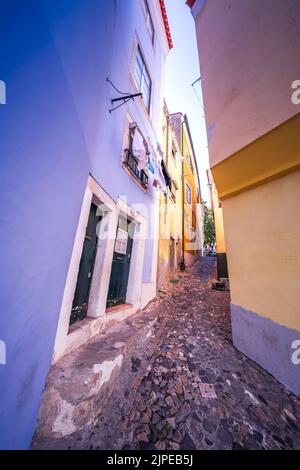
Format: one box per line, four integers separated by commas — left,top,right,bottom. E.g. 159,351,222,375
69,203,101,326
106,215,135,307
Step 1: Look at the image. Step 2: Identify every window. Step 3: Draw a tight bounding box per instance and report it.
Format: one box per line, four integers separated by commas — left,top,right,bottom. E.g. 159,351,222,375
142,0,155,44
123,124,149,189
134,46,152,113
185,183,192,206
171,141,176,161
189,223,195,242
114,227,128,255
186,154,193,173
170,180,177,203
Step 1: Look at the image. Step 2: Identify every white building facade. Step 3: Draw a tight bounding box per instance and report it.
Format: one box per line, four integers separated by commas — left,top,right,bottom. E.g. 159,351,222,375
0,0,172,449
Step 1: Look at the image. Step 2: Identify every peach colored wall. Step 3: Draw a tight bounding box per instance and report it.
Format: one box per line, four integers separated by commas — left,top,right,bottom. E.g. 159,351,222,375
207,169,226,253
223,170,300,332
183,131,199,255
211,180,226,254
194,0,300,167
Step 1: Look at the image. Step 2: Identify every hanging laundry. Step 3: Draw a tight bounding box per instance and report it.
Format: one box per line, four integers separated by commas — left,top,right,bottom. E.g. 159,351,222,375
137,157,148,171
157,162,167,192
148,154,155,174
161,159,172,189
151,155,162,190
147,138,159,166
156,142,164,158
132,127,148,171
153,179,160,190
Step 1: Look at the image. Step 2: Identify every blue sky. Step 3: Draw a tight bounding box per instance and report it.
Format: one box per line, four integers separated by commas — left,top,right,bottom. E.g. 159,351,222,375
164,0,210,203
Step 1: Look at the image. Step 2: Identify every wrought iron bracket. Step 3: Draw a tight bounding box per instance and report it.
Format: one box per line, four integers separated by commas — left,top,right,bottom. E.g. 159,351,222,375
111,93,142,104
107,78,143,113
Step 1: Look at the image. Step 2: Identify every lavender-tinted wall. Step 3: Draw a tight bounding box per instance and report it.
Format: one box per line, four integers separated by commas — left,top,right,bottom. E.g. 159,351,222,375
0,0,165,449
231,304,300,395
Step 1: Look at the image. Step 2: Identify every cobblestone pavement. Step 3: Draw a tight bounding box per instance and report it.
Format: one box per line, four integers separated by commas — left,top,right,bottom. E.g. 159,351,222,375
87,257,300,450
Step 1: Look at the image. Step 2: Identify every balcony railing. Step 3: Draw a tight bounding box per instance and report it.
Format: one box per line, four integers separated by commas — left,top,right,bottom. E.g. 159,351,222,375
124,149,149,189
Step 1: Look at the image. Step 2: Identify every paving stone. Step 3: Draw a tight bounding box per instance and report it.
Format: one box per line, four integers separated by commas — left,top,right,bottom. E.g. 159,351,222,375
166,417,176,429
216,426,233,447
34,257,300,451
175,406,189,424
283,408,297,423
243,435,262,450
252,430,263,443
203,418,217,434
232,442,244,450
141,413,150,424
156,420,166,431
155,440,166,450
173,429,182,444
136,399,146,413
165,395,174,408
272,434,285,446
205,437,214,447
285,436,294,449
136,432,149,443
169,441,180,450
181,433,196,450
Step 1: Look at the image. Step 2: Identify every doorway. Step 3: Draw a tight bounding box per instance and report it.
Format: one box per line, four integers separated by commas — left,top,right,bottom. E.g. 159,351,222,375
106,215,135,308
69,203,101,326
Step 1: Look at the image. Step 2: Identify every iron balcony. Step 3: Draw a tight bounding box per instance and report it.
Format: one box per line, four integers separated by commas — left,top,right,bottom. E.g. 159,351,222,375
124,148,149,189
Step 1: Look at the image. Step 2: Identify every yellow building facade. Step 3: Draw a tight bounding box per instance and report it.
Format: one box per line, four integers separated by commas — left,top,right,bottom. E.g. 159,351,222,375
190,0,300,394
157,102,183,289
207,169,228,279
157,105,203,289
170,112,203,268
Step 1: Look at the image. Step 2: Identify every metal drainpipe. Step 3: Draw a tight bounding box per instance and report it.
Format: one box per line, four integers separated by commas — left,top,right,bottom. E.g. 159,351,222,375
180,118,186,271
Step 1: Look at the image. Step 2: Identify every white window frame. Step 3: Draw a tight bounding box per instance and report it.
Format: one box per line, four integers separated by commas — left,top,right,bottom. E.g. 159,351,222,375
185,182,192,207
171,141,177,162
133,45,152,113
186,154,194,173
141,0,155,45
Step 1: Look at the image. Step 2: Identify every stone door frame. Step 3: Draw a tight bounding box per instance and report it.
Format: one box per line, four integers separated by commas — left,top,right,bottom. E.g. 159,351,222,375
52,176,146,363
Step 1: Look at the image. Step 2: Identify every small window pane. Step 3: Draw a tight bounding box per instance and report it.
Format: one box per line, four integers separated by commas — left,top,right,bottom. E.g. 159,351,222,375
142,0,148,17
136,47,144,66
186,184,192,205
142,80,151,111
143,67,151,87
134,62,143,89
134,46,152,113
143,0,155,44
147,16,154,43
115,228,128,255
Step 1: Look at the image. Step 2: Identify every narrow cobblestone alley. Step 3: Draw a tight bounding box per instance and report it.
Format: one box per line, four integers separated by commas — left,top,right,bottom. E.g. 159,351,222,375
55,256,300,451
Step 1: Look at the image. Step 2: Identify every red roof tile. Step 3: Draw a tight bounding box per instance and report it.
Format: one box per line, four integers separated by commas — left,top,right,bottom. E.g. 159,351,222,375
159,0,173,49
